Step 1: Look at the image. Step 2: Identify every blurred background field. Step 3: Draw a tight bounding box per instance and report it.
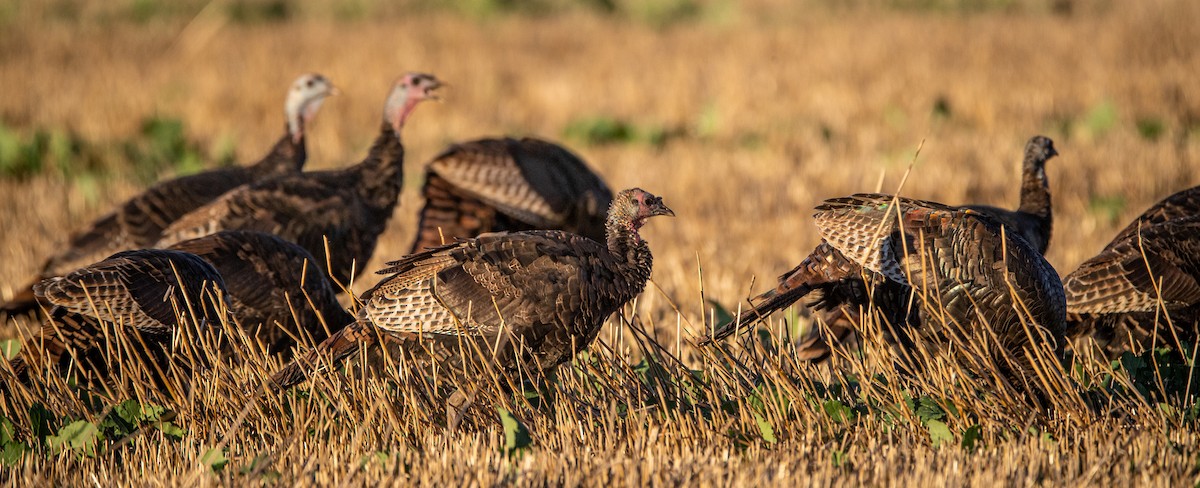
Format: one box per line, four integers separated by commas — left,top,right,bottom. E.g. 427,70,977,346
0,0,1199,484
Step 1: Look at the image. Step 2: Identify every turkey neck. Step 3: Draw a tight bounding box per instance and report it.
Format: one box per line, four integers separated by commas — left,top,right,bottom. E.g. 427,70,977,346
605,217,654,294
248,125,306,178
1017,155,1052,246
354,121,406,211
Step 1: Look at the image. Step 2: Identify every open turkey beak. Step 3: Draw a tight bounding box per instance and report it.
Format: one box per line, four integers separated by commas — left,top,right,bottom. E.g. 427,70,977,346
426,81,445,102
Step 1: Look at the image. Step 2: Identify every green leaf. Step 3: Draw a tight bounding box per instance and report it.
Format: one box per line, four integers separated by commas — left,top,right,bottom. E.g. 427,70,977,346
497,408,532,455
0,339,19,360
0,440,29,466
831,449,847,467
927,419,953,448
28,403,56,441
915,396,945,423
961,424,982,452
823,400,855,424
157,421,187,439
0,416,15,445
201,446,230,474
752,412,777,444
48,420,101,457
358,451,390,467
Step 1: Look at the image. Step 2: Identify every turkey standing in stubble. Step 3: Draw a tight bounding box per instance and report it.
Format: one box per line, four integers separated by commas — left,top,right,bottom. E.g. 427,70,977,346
723,136,1060,364
706,194,1066,400
1,73,336,315
269,188,673,424
410,137,613,253
156,73,442,288
4,249,227,389
167,231,355,358
1064,214,1200,357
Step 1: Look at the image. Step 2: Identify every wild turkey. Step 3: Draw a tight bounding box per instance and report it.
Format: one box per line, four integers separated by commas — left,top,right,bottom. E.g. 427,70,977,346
156,73,442,288
269,188,674,395
1,73,336,314
167,231,354,357
960,135,1058,254
1064,215,1200,357
707,194,1066,395
4,249,227,386
410,137,612,253
728,137,1060,362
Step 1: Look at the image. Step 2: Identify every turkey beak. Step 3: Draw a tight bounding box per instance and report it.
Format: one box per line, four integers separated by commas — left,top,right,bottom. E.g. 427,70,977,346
649,200,675,218
426,80,445,102
327,86,342,97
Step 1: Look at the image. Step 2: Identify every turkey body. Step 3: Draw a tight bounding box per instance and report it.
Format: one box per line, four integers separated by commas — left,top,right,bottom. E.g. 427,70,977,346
1064,214,1200,356
270,188,673,390
6,249,227,387
168,231,354,357
730,136,1059,364
411,137,612,252
709,194,1066,392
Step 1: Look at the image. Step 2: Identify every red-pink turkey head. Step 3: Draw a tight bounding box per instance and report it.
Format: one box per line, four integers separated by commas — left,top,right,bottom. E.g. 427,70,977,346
286,73,337,143
615,188,674,232
384,72,443,134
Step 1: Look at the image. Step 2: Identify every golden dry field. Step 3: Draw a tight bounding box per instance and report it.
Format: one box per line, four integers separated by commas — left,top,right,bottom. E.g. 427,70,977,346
1,0,1199,485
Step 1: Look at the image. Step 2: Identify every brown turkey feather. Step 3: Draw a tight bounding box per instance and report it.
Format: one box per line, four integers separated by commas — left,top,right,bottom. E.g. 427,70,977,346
4,250,227,388
1064,216,1200,355
707,193,1065,393
168,231,353,356
270,188,672,390
411,137,612,252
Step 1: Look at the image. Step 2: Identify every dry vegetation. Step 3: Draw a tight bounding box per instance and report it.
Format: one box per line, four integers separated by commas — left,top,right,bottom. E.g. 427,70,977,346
1,0,1199,485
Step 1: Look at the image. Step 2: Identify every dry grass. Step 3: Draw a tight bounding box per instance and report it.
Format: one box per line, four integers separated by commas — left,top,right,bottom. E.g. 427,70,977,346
1,0,1200,485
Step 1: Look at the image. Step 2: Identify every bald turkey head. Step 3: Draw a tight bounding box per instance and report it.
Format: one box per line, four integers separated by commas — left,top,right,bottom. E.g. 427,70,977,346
609,188,674,240
384,72,443,133
286,73,337,144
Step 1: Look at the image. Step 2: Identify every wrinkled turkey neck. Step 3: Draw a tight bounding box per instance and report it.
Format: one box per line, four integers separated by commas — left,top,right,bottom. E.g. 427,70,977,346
606,217,653,282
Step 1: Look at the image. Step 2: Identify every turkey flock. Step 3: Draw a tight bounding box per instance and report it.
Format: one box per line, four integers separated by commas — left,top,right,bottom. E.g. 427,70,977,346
2,71,1199,419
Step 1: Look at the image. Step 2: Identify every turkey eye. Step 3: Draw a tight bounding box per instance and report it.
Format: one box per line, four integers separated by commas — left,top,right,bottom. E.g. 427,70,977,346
306,80,315,87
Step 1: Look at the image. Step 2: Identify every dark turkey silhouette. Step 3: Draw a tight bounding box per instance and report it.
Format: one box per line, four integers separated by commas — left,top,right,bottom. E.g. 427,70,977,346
410,137,612,253
5,249,227,386
269,188,673,392
156,73,442,289
961,135,1058,254
707,194,1065,393
1,73,335,314
1064,215,1200,356
167,231,354,356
